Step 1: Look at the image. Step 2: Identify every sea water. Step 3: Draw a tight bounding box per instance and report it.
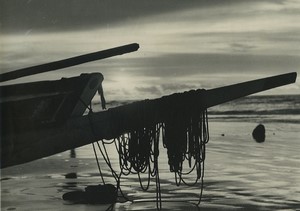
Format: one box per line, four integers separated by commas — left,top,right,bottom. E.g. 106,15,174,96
1,95,300,210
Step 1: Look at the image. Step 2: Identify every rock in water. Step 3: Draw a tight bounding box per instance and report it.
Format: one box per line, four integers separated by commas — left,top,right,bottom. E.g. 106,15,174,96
252,124,265,143
62,184,117,204
85,184,117,204
65,172,77,179
62,191,85,203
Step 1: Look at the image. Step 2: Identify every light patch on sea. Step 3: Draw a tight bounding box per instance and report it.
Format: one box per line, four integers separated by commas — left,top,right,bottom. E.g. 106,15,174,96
1,95,300,210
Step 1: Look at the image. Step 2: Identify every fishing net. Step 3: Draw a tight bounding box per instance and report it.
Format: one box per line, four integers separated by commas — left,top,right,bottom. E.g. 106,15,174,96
90,89,210,209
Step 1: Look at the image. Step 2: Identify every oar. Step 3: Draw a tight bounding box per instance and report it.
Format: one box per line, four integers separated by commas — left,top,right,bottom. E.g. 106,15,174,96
0,43,139,82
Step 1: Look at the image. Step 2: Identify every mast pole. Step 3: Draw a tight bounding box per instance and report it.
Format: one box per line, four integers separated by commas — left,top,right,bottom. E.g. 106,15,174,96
0,43,139,82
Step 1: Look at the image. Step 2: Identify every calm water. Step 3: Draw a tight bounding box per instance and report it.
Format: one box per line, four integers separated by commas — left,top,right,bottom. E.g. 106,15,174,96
1,95,300,210
208,95,300,123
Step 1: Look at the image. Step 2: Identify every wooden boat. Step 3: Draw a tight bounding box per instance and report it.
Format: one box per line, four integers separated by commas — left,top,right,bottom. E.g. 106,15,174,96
0,43,297,168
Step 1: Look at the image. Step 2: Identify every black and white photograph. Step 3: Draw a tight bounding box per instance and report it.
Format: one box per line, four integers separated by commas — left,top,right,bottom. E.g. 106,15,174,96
1,1,299,210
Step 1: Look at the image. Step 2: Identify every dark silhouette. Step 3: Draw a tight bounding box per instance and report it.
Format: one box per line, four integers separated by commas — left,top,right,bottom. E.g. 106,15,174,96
62,184,117,204
252,124,266,143
0,43,139,82
1,72,297,168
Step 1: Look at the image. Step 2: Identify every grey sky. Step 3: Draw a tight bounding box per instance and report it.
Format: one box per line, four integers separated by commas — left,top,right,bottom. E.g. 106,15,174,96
1,0,270,32
0,0,299,99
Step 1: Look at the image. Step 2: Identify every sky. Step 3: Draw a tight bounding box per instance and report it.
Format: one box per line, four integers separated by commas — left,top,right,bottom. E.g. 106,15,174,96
0,0,299,100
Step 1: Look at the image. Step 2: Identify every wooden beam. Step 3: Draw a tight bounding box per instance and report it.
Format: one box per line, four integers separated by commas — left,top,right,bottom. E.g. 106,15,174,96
0,43,139,82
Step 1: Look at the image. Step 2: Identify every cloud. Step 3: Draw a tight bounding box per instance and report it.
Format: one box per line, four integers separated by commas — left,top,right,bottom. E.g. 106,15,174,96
1,0,299,96
2,0,288,33
160,83,199,92
135,86,162,96
134,83,199,97
121,53,300,77
0,0,229,33
230,43,257,53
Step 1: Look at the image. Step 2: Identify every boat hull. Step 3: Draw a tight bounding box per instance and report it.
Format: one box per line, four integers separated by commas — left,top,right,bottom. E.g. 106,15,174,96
0,72,297,168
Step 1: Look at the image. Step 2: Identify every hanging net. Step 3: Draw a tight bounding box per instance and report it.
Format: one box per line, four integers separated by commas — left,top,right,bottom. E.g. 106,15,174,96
90,89,210,209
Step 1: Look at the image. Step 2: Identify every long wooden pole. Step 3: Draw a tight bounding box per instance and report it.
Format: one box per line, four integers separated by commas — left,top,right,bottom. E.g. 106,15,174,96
0,43,139,82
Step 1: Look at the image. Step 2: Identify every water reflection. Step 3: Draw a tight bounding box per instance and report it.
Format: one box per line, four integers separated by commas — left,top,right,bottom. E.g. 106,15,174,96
64,149,78,179
63,149,78,189
59,141,300,210
70,149,76,159
2,121,298,210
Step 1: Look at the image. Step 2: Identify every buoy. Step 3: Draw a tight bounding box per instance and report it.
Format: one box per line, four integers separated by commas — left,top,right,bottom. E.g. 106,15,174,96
252,124,265,143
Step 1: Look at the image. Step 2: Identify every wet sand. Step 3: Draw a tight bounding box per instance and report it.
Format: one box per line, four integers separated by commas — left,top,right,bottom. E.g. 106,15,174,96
1,120,300,210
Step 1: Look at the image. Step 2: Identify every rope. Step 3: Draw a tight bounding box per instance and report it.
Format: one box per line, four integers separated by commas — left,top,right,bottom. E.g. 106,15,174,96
87,89,210,209
97,82,106,110
92,142,105,185
108,107,209,209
